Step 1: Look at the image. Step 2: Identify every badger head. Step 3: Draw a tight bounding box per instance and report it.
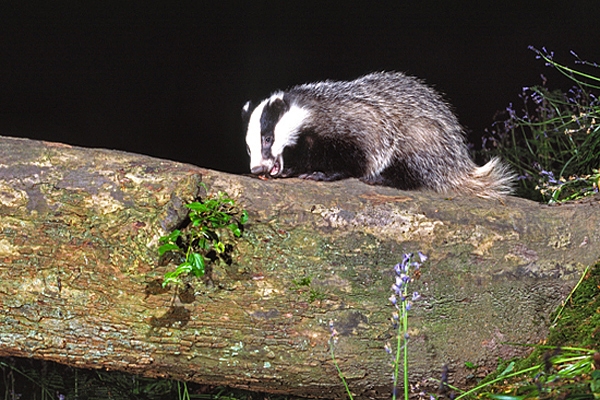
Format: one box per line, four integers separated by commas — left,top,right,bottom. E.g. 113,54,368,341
243,93,309,177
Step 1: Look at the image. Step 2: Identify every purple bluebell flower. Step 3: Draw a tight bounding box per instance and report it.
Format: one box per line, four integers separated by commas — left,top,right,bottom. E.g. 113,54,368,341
506,103,517,120
328,320,339,344
528,45,539,57
387,252,428,400
384,342,393,354
531,91,544,105
540,170,559,185
540,46,554,61
394,261,406,275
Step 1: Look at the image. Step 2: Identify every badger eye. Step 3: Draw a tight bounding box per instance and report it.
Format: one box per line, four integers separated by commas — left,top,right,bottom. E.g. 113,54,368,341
263,136,273,144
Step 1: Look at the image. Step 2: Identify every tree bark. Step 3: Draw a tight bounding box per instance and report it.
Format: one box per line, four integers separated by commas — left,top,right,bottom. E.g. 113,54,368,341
0,136,598,399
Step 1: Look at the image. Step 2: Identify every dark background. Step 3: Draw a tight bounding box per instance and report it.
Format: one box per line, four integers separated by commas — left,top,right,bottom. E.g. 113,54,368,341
1,2,599,174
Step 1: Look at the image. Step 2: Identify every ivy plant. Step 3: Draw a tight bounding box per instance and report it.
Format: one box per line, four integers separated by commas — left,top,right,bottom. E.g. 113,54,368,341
158,189,248,287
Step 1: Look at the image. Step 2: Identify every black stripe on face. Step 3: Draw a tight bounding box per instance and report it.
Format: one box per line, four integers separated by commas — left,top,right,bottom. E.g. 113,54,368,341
260,97,289,159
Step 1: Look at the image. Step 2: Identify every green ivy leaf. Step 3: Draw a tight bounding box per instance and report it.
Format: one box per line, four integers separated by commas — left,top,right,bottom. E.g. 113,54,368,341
214,242,225,253
162,262,192,287
227,223,242,237
177,262,193,274
186,202,208,212
189,253,205,277
240,210,249,225
197,237,208,250
159,229,181,243
158,243,180,256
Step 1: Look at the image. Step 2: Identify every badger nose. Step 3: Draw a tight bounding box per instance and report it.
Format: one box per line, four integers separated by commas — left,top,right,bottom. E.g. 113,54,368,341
251,166,268,175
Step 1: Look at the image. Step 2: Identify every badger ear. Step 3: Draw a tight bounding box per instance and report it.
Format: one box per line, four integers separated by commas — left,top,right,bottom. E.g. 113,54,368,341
241,101,253,122
268,96,288,117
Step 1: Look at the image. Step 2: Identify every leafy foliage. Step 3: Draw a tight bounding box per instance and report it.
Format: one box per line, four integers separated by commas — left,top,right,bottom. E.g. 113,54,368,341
482,47,600,203
158,189,248,287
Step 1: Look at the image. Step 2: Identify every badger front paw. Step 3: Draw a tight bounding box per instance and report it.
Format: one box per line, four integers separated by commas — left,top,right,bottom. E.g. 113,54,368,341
298,171,346,181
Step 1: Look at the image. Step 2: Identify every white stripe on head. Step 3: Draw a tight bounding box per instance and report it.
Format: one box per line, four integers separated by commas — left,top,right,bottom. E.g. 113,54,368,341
245,99,268,170
271,104,310,159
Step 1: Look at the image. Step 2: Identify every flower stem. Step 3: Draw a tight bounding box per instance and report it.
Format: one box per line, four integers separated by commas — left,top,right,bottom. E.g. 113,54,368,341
330,341,354,400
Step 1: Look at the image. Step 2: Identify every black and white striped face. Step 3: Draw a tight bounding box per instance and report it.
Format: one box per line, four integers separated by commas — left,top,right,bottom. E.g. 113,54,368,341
244,93,309,177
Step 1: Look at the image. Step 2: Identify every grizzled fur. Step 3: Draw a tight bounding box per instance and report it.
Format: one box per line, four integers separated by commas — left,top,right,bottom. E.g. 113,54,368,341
243,71,514,197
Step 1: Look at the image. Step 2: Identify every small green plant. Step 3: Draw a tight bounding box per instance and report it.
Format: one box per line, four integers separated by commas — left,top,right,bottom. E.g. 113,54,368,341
308,288,326,302
482,47,600,203
292,276,312,287
464,361,478,370
292,276,326,302
158,188,248,287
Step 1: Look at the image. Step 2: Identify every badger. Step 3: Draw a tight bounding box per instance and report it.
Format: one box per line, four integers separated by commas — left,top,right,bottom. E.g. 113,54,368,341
243,71,514,198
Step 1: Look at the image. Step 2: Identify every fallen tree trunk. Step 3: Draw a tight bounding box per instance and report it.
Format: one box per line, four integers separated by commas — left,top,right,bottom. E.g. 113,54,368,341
0,135,598,399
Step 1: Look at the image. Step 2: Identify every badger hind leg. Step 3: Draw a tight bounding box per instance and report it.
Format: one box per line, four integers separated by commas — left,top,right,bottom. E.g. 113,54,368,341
361,158,424,190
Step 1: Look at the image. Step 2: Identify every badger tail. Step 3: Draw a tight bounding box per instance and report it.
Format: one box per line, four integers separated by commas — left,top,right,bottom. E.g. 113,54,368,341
462,157,516,199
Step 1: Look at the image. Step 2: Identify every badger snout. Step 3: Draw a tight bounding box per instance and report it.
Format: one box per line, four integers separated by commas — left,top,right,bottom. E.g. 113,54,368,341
250,156,282,177
251,165,269,175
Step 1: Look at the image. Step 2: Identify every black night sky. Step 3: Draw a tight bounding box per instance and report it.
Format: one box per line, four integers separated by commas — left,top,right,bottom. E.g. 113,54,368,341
1,2,599,175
